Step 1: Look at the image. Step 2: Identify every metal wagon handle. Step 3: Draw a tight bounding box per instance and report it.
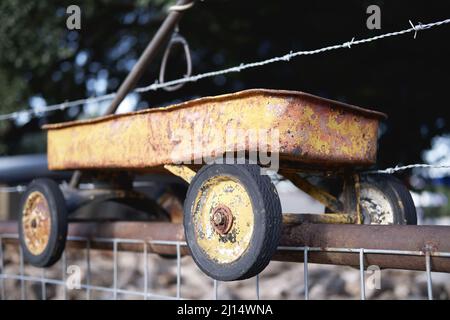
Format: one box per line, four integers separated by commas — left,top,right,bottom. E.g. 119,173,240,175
159,32,193,92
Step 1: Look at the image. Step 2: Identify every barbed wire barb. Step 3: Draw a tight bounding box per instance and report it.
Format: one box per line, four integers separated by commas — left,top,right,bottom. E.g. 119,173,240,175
1,163,450,193
0,18,449,122
344,37,355,48
366,163,450,174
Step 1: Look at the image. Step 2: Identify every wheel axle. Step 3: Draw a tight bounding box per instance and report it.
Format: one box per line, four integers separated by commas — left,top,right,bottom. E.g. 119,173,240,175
211,205,233,235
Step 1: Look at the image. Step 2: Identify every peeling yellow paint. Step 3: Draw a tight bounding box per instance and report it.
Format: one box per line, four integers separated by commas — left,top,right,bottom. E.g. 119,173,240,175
164,165,196,183
44,89,384,171
22,191,51,255
192,176,254,264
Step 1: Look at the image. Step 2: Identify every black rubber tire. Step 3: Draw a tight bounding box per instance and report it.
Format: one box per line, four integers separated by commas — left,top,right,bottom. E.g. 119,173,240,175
184,164,282,281
359,174,417,225
18,178,68,268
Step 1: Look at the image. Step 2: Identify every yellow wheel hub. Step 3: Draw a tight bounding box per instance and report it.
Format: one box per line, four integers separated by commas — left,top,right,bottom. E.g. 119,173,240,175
192,176,254,264
22,191,51,255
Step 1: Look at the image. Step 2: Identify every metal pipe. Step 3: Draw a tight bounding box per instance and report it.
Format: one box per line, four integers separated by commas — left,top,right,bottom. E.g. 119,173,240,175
0,154,71,184
68,0,195,188
276,223,450,272
283,213,356,224
1,221,450,272
279,170,343,212
105,0,195,115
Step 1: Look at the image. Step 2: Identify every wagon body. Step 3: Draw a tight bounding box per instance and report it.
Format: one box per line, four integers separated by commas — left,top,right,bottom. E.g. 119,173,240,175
44,89,386,171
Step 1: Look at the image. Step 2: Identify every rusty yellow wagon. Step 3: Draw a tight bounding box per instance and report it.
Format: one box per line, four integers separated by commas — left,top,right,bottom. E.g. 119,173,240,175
18,89,416,281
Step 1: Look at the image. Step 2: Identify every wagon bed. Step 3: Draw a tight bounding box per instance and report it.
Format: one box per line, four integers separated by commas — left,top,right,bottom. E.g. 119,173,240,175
44,89,386,171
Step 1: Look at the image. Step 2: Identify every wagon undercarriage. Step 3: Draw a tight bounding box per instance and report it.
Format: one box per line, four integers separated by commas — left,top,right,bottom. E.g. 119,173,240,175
18,89,417,280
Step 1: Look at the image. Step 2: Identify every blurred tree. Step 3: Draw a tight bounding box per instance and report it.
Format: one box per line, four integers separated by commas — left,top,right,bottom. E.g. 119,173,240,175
0,0,170,153
0,0,449,172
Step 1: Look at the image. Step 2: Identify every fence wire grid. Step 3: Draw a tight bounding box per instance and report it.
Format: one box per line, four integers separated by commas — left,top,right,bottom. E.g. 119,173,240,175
1,8,450,302
1,233,449,300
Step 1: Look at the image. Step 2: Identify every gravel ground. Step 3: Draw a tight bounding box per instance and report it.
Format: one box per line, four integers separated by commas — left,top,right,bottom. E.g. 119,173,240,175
2,244,449,300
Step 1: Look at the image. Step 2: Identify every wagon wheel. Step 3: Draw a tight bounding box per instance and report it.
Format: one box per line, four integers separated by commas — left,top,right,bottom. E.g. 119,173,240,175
184,164,282,281
19,179,68,268
358,174,417,225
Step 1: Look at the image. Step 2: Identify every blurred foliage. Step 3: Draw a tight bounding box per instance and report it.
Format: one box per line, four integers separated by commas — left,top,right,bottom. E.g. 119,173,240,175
0,0,449,173
0,0,171,153
423,185,450,218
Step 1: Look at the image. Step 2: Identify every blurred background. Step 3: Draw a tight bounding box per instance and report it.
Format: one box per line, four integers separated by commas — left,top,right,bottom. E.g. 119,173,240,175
1,0,450,300
1,0,450,222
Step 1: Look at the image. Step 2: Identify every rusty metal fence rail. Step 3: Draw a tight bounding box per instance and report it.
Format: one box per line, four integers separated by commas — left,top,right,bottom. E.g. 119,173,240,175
1,222,450,300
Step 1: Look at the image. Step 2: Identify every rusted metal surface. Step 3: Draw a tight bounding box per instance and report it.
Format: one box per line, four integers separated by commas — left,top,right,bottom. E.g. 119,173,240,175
283,213,356,224
342,173,363,223
191,175,254,264
280,170,344,212
157,190,184,223
21,192,51,255
44,89,385,171
278,223,450,272
211,205,234,235
0,221,186,256
164,164,196,183
2,221,450,272
69,0,195,188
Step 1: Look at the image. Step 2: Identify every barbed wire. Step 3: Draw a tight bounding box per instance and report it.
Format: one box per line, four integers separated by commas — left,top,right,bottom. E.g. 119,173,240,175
366,163,450,174
1,163,450,193
0,94,115,121
0,18,449,122
0,185,27,193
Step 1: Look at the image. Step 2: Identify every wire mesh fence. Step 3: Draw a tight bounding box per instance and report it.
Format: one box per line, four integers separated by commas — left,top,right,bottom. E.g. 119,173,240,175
1,232,449,300
1,1,449,303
